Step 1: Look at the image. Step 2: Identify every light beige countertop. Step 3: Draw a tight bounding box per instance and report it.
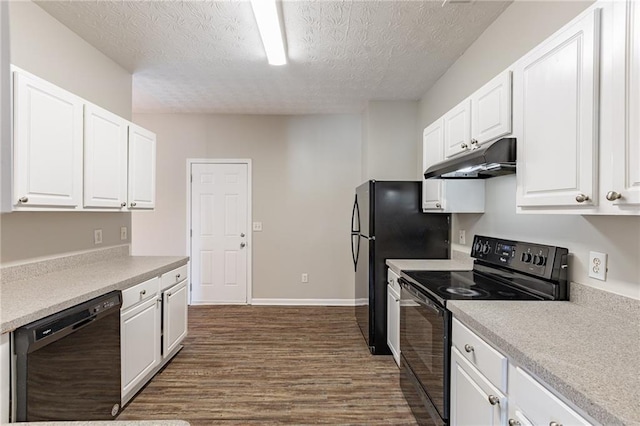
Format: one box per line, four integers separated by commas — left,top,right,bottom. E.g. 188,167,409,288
448,284,640,425
386,258,473,275
1,247,188,333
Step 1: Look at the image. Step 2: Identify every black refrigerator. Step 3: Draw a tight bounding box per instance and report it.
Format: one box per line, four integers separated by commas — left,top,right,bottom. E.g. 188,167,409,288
351,180,450,355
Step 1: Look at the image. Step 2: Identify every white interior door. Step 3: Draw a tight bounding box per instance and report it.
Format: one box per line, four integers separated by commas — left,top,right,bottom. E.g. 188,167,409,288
191,162,249,304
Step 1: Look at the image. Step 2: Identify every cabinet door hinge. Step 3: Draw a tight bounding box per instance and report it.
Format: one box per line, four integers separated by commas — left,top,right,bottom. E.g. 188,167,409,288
190,174,193,183
190,229,193,237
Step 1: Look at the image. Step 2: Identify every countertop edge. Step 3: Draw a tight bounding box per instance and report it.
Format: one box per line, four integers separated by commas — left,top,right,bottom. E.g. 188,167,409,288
1,257,189,334
448,303,624,426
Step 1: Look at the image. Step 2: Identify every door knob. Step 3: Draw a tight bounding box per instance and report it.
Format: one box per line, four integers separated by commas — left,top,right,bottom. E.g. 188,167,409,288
18,197,28,203
240,233,245,237
120,202,126,207
487,395,500,405
240,242,246,248
130,202,137,207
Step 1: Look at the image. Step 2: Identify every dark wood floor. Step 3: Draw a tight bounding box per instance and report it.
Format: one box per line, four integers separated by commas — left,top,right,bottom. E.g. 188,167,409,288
118,305,419,425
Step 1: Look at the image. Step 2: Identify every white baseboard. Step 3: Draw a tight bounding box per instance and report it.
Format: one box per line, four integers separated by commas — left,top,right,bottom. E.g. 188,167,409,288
250,298,357,306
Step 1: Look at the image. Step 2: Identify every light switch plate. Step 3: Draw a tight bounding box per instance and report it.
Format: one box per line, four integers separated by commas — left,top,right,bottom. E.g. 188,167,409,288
588,251,607,281
252,222,263,231
458,230,466,245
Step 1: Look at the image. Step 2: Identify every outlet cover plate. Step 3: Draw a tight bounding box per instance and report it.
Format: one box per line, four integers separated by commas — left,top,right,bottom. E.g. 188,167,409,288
252,222,263,231
588,251,607,281
120,226,127,241
94,229,103,245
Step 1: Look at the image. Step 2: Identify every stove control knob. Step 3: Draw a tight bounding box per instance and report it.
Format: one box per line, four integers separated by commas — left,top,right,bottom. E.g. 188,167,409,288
534,255,546,266
521,252,533,263
474,241,483,253
482,243,491,254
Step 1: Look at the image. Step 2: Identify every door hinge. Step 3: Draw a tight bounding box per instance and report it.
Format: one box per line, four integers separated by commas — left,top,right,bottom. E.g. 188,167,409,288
190,229,192,237
190,174,193,183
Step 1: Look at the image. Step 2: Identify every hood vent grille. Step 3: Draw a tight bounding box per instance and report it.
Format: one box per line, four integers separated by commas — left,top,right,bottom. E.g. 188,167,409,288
424,137,516,179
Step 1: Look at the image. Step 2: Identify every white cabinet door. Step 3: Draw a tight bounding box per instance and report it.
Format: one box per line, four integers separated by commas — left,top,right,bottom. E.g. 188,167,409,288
444,98,472,158
12,69,82,208
422,120,444,210
515,9,601,208
610,1,640,207
84,104,128,209
121,296,161,400
163,279,188,357
128,124,156,209
471,70,512,145
450,347,505,426
386,271,400,367
422,119,485,213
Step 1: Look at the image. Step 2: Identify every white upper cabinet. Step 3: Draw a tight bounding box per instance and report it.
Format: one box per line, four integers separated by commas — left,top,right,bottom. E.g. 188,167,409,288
422,119,485,213
610,1,640,208
471,70,512,146
444,98,472,158
128,124,156,210
515,9,601,209
12,68,83,209
84,104,128,209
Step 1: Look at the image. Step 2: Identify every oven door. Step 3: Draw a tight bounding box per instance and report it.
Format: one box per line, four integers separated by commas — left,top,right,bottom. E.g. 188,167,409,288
400,278,450,424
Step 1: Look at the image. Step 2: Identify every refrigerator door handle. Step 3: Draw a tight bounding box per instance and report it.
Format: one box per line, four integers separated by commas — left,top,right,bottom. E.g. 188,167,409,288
351,234,361,271
351,196,360,234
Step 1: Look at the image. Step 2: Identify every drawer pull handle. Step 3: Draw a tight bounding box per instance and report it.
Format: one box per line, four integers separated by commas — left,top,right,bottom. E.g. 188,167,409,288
487,395,500,405
508,420,521,426
18,197,28,203
549,422,563,426
575,193,589,203
120,202,126,207
606,191,622,201
140,289,146,296
464,344,474,353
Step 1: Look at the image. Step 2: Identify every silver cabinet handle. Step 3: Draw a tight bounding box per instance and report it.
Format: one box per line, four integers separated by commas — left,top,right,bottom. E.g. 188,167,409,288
487,395,500,405
460,143,468,149
240,242,246,248
549,422,563,426
120,202,126,207
471,138,478,145
508,420,521,426
140,289,146,296
176,273,181,279
166,292,172,297
575,194,589,203
18,197,28,203
240,233,245,237
606,191,622,201
464,344,474,353
394,297,400,302
435,202,441,208
130,202,137,207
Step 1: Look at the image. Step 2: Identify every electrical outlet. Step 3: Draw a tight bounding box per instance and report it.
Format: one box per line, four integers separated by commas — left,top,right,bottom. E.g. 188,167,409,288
120,226,127,241
94,229,103,245
301,273,309,283
458,230,466,245
252,222,263,231
588,251,607,281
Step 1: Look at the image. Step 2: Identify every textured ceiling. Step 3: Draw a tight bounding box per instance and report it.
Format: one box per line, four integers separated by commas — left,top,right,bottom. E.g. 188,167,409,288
36,0,512,114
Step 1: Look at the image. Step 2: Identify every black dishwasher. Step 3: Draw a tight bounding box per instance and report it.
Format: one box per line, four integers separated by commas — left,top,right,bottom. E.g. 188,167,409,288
14,291,122,422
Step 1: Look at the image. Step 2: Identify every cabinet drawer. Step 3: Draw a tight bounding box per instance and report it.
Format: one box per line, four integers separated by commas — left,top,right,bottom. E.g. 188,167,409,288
452,318,507,392
510,366,591,425
161,264,188,291
122,277,160,311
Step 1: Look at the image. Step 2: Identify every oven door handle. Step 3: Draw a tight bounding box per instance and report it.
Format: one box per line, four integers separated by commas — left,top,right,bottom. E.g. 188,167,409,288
399,278,443,316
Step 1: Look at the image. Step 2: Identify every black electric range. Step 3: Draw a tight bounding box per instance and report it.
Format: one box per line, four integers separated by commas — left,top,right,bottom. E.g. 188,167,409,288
398,235,569,426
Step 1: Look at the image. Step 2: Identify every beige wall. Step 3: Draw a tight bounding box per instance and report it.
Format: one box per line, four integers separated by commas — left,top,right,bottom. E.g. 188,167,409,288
418,0,640,299
131,113,362,300
0,1,133,264
362,101,419,181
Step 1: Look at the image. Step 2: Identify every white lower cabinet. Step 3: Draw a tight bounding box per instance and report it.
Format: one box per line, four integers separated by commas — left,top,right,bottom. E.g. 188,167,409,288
451,317,595,426
120,264,189,405
508,364,592,426
121,281,161,402
386,269,400,366
162,279,188,357
451,347,506,426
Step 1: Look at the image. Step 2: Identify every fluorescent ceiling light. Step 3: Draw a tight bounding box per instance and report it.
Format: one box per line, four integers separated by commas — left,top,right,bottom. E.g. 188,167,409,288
250,0,287,66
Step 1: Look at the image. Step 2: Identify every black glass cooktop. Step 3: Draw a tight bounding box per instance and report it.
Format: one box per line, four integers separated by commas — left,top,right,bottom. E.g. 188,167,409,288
402,270,544,303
